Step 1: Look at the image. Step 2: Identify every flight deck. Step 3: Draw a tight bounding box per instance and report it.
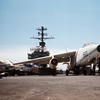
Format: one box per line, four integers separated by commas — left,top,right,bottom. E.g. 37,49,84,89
0,75,100,100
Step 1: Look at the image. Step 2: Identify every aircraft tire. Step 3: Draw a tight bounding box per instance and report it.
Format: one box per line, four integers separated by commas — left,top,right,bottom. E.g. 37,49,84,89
99,67,100,75
89,69,92,75
98,64,100,75
92,65,96,75
92,71,95,75
83,69,87,75
52,69,57,76
74,68,79,75
66,70,69,76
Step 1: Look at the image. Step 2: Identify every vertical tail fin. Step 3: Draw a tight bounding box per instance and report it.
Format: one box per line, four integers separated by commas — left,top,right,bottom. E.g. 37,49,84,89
66,46,69,52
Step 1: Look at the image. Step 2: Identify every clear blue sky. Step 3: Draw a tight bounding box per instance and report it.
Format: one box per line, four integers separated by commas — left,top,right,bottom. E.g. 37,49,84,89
0,0,100,64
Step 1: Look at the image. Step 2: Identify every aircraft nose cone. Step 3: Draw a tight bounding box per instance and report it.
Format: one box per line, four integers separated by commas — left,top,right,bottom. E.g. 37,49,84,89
97,45,100,52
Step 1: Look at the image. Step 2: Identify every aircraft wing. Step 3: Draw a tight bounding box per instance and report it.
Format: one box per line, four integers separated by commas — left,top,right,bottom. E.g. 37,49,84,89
54,51,76,62
13,51,76,65
13,56,52,65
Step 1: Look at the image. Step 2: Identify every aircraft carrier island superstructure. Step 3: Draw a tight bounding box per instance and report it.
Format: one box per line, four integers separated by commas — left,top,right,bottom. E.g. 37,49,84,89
28,26,56,75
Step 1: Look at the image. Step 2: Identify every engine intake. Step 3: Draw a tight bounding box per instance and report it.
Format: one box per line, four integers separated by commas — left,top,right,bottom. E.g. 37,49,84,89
49,58,58,69
97,45,100,52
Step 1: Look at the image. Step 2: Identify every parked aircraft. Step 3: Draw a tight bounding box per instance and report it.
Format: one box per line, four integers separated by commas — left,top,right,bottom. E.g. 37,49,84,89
0,59,14,67
1,42,100,76
0,59,14,78
12,42,100,76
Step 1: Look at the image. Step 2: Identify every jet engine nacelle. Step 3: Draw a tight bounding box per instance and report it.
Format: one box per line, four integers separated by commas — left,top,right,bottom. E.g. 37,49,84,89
49,58,58,69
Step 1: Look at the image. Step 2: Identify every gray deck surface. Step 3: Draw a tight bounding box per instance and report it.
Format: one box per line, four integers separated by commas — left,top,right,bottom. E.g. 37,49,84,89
0,75,100,100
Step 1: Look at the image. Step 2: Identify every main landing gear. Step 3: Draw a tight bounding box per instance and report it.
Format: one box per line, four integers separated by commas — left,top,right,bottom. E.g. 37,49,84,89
65,69,69,76
52,68,57,76
98,58,100,75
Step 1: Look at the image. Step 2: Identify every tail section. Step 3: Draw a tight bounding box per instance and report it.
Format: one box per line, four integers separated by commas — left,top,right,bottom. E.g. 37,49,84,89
66,46,69,52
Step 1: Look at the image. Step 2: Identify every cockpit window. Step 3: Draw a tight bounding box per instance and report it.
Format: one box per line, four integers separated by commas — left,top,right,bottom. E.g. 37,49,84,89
83,42,97,48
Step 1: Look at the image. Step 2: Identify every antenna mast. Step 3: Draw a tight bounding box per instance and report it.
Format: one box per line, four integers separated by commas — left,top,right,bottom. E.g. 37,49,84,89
31,26,54,52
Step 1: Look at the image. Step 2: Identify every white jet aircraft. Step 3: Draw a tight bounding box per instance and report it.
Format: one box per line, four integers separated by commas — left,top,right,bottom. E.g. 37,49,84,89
0,59,14,78
1,42,100,76
0,59,14,67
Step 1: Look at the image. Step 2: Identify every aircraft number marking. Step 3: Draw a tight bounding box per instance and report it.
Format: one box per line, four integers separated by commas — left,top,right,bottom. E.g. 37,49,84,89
83,51,88,58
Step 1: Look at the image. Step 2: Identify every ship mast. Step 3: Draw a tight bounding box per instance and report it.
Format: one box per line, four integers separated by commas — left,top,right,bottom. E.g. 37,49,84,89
31,26,54,52
28,26,56,75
